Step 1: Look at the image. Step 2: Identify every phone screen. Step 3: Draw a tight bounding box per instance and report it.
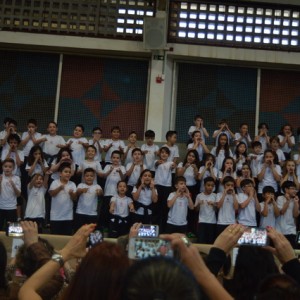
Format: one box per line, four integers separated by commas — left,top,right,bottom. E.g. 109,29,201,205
87,230,103,248
6,222,24,237
138,225,159,237
128,237,173,260
237,227,269,247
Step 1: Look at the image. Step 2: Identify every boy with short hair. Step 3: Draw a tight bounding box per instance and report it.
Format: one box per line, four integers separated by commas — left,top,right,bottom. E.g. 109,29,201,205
123,131,139,165
237,179,260,227
75,168,102,231
89,127,104,162
194,177,217,244
163,130,180,165
260,186,280,228
166,176,194,234
248,141,263,178
188,114,209,144
0,158,21,230
216,176,239,236
141,129,159,175
276,181,299,248
0,118,18,150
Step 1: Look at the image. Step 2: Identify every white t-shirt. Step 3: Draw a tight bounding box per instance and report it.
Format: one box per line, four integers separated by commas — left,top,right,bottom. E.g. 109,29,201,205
49,179,76,221
234,132,252,148
260,202,277,228
276,196,298,235
177,162,197,186
188,126,206,143
89,139,105,162
124,146,140,166
78,160,102,184
213,130,232,146
195,192,217,224
218,171,237,193
103,139,126,163
154,161,173,186
237,193,257,227
198,166,218,192
257,163,282,193
1,149,24,176
162,144,179,163
275,149,286,163
257,136,268,152
76,183,101,215
126,163,146,186
278,135,295,154
167,192,189,226
25,186,46,219
0,175,21,210
233,154,246,171
26,159,49,176
21,132,42,156
51,160,76,181
210,147,233,171
41,134,65,156
248,153,263,177
110,195,133,218
187,143,205,161
103,165,126,196
67,137,88,166
141,144,159,171
132,186,157,215
216,193,236,225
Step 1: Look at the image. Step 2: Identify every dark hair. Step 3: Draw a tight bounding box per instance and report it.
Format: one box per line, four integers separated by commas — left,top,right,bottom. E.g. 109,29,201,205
128,131,137,137
239,123,248,128
216,133,230,157
92,127,102,133
48,121,58,127
223,176,235,186
62,242,129,300
258,122,269,130
117,180,127,188
165,130,177,140
0,240,7,290
123,257,201,300
27,118,37,126
111,126,121,132
218,119,228,125
183,149,200,168
175,176,186,185
279,124,293,136
27,145,45,166
56,147,73,162
263,150,279,165
240,178,254,188
204,176,215,184
191,130,201,138
262,186,275,195
84,167,96,175
159,146,170,156
252,141,262,148
270,136,280,144
204,153,216,165
7,133,21,144
131,148,143,156
2,158,15,167
238,162,253,177
145,130,155,138
9,119,17,127
194,115,203,121
87,145,97,152
235,142,247,157
135,169,153,189
281,180,296,192
111,150,122,158
231,246,279,300
3,117,12,124
58,162,72,173
74,124,84,132
221,157,236,173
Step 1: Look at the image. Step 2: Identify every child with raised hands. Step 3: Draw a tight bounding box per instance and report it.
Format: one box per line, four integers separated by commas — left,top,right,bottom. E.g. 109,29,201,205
109,180,134,238
166,176,194,234
237,179,260,227
194,176,217,244
212,119,235,146
48,163,77,235
280,159,299,191
218,157,237,192
233,141,248,172
216,176,239,236
187,114,209,144
141,129,159,175
123,131,139,166
74,168,102,232
276,181,299,248
234,123,252,148
236,162,255,193
26,145,49,177
89,127,104,162
187,130,210,162
132,169,158,224
24,172,51,233
198,153,218,192
278,124,295,160
254,122,270,152
259,186,280,228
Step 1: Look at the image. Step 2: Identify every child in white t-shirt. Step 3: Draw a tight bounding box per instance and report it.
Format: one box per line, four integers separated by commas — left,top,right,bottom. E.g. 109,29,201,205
194,177,217,244
0,158,21,231
187,114,209,144
187,130,209,162
123,131,139,166
141,130,159,174
270,136,286,167
216,176,238,237
276,181,299,248
259,186,279,229
109,180,134,237
24,171,50,233
278,124,295,160
75,168,102,232
234,123,252,148
89,127,104,162
26,145,49,177
248,141,263,178
166,176,194,234
48,163,77,235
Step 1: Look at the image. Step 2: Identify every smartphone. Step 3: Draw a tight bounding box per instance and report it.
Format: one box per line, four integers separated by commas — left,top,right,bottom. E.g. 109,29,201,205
237,227,269,247
6,222,24,237
138,224,159,237
296,231,300,245
128,237,173,260
87,230,103,248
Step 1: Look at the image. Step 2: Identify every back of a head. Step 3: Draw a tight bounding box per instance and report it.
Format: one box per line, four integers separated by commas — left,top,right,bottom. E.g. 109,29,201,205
62,242,129,300
123,256,201,300
231,246,279,300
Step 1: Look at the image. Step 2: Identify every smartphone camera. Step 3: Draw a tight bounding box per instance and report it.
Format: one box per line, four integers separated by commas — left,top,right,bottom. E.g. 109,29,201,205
6,222,24,237
138,225,159,237
237,227,269,247
87,230,103,248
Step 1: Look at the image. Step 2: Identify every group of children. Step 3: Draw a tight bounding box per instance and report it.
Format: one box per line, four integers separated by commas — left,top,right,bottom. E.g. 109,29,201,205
0,116,299,247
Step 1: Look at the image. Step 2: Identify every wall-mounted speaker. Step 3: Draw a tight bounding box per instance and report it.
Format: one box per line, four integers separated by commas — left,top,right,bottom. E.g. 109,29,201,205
143,17,166,50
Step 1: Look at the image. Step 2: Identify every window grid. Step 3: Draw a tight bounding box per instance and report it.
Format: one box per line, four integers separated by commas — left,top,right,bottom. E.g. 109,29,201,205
169,0,300,51
0,0,156,39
